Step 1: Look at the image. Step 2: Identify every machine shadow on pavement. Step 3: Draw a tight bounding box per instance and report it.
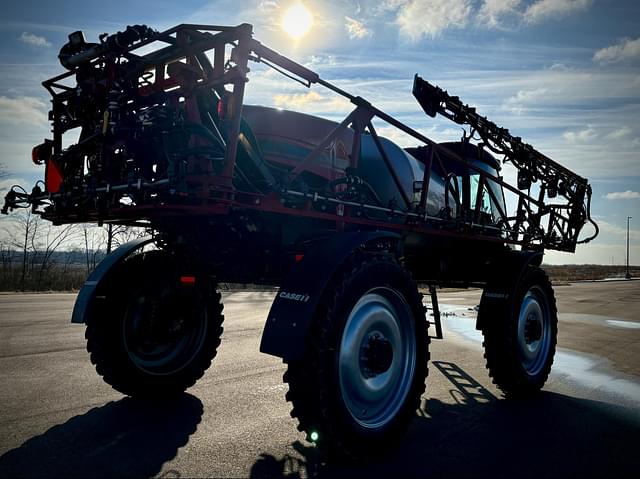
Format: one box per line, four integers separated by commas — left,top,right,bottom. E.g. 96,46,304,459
250,361,640,479
0,393,203,478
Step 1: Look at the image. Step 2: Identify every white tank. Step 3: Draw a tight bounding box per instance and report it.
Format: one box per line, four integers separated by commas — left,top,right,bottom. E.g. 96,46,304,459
242,105,451,216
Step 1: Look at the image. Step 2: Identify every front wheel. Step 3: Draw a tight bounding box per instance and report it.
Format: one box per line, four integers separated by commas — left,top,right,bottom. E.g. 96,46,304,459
479,266,557,396
85,250,224,397
284,254,429,458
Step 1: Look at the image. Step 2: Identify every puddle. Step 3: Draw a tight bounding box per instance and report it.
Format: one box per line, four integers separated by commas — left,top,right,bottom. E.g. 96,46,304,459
437,304,640,404
606,320,640,329
558,314,640,330
435,304,481,343
552,350,640,401
560,313,639,328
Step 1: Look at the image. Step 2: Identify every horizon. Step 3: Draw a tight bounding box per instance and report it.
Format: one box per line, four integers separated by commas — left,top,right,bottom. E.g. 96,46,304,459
0,1,638,265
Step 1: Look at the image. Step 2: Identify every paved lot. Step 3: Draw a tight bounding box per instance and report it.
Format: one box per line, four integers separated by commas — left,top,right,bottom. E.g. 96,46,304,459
0,281,639,478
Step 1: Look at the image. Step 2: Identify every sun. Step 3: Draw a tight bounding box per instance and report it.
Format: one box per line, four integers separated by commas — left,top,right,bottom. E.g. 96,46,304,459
281,3,313,39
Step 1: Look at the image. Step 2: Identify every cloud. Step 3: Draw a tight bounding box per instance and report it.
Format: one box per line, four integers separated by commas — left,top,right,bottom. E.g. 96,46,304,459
593,37,640,65
274,90,323,108
563,126,597,143
503,87,548,114
374,125,417,147
393,0,473,40
258,0,279,10
273,90,351,113
379,0,409,12
604,191,640,200
0,178,29,196
0,176,28,192
0,96,48,126
384,0,590,32
306,54,337,67
478,0,522,27
605,126,632,140
548,62,571,71
18,32,52,48
345,16,372,40
595,220,640,241
524,0,591,24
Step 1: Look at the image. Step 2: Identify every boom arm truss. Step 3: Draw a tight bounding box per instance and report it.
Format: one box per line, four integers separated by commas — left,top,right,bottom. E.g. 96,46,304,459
2,23,597,253
413,76,598,251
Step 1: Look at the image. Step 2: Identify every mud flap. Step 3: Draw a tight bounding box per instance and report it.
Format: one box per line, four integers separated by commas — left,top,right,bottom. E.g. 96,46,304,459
71,237,153,324
259,231,400,361
475,250,543,331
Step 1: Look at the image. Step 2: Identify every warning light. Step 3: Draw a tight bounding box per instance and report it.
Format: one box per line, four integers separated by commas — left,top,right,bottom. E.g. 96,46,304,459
32,139,53,165
32,146,41,165
180,275,196,285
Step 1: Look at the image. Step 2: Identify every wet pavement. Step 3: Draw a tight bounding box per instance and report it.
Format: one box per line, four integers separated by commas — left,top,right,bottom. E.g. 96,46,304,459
0,280,639,478
443,306,640,410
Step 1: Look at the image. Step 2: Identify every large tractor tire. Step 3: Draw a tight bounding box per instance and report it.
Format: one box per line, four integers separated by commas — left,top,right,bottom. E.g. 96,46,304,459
479,266,557,396
283,253,429,459
85,250,224,397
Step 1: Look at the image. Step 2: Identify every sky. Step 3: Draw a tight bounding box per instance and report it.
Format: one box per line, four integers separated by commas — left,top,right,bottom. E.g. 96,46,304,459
0,0,638,264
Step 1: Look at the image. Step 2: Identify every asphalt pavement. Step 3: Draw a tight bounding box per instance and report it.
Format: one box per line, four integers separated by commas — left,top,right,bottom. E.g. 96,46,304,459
0,281,639,478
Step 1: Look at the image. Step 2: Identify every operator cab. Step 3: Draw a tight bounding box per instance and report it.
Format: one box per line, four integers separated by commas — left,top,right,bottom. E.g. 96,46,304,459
407,142,506,226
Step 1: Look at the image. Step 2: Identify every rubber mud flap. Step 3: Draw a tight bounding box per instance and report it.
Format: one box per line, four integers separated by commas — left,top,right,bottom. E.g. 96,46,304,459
260,231,399,361
475,250,543,331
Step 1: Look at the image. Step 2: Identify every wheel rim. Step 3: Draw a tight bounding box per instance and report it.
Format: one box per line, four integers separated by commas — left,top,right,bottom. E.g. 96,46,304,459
516,286,552,376
123,286,208,375
338,287,417,429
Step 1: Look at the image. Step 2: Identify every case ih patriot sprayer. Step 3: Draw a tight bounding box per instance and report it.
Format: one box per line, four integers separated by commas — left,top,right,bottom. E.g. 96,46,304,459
3,24,598,457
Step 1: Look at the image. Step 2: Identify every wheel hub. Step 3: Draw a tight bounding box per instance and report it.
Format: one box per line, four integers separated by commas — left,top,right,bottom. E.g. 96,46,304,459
338,288,417,429
123,285,208,375
516,286,552,376
524,314,542,343
360,333,393,377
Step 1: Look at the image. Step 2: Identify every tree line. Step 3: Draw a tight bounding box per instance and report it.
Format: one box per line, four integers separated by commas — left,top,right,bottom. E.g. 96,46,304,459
0,211,146,291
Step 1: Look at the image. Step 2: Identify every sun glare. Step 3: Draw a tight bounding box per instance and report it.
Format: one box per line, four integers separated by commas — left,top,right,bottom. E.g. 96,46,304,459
282,3,313,39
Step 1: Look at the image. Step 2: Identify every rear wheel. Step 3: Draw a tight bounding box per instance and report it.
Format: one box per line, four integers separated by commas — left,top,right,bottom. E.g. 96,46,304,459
85,250,224,397
284,254,429,458
479,266,557,396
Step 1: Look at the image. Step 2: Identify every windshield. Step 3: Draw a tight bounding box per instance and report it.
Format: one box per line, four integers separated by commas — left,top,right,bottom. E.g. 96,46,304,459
470,162,506,224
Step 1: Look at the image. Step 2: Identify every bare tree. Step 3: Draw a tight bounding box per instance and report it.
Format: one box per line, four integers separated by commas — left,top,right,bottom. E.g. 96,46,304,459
83,224,107,274
2,211,80,290
0,211,146,290
106,224,147,254
0,237,15,286
30,220,80,289
6,211,39,289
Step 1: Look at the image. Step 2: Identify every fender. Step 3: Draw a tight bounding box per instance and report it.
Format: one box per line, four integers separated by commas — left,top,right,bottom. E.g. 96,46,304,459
475,249,543,330
71,237,153,324
260,231,401,361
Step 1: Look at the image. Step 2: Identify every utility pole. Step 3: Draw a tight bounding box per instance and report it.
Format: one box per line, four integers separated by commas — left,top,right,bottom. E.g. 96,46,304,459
626,216,632,279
